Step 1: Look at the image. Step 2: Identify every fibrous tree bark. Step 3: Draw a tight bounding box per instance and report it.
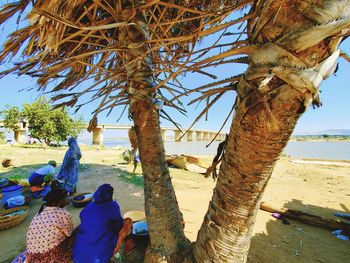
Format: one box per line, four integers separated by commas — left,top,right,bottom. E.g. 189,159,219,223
121,13,190,263
193,1,350,262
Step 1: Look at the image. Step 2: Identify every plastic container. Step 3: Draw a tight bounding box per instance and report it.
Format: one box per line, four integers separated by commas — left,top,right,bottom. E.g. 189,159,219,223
7,195,25,208
132,221,149,243
0,178,9,189
1,185,22,208
132,221,148,236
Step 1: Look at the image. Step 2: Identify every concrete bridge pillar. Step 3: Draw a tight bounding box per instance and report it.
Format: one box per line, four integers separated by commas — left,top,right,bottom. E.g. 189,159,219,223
174,130,183,142
161,129,167,141
14,121,28,144
195,131,202,141
208,133,215,141
202,132,209,141
187,131,194,141
92,126,104,145
14,129,27,144
215,133,222,141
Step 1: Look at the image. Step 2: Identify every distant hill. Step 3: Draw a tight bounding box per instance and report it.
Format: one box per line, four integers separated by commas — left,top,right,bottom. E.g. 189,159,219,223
294,129,350,136
318,129,350,135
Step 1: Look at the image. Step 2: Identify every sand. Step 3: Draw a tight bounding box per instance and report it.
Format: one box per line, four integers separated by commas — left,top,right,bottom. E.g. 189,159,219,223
0,145,349,263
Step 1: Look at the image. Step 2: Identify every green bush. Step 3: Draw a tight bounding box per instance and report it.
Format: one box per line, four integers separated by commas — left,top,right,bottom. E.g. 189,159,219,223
1,97,85,145
0,131,5,144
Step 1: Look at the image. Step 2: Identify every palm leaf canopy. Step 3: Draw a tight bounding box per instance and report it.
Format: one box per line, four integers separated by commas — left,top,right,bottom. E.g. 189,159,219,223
0,0,254,126
1,0,349,131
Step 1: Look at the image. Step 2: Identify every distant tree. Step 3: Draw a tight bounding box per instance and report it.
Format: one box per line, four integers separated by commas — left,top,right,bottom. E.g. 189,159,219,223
22,97,84,145
1,97,84,145
0,131,5,144
0,105,24,130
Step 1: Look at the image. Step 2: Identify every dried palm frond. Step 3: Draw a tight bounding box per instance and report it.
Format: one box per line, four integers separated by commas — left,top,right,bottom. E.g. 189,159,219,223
0,0,253,125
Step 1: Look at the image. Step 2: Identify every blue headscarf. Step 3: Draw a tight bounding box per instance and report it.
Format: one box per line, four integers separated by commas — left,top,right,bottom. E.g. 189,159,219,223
68,138,81,160
57,137,82,193
93,184,113,204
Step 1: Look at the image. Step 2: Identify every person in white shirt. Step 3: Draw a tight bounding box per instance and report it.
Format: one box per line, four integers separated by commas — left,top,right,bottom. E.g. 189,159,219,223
29,160,57,186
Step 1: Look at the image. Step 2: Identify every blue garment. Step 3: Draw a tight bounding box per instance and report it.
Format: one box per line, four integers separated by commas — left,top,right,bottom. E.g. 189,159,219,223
93,184,113,204
29,172,45,186
31,185,51,199
29,165,56,185
57,138,81,193
73,200,123,263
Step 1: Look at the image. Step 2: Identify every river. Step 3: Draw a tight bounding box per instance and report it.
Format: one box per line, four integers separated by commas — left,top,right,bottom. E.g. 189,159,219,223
2,128,349,160
99,139,350,161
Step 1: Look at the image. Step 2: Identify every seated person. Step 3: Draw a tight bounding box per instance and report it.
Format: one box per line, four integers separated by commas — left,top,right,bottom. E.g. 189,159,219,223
25,187,73,262
73,184,134,263
29,160,57,186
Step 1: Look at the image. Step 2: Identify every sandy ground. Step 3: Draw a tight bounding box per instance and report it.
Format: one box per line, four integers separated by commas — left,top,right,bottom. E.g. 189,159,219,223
0,145,349,263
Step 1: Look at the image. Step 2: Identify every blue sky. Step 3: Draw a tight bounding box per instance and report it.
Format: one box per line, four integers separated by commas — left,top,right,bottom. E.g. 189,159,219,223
0,8,349,134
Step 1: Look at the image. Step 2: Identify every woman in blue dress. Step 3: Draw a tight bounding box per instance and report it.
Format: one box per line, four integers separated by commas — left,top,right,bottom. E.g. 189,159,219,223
73,184,124,263
57,137,81,194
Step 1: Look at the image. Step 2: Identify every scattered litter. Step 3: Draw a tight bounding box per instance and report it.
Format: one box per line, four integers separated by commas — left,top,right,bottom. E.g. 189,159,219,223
331,229,349,241
313,258,327,263
271,212,290,225
297,227,315,239
331,230,343,235
335,235,349,241
333,212,350,220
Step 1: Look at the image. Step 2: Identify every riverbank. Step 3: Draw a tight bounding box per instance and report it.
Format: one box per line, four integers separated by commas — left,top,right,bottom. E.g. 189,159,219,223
0,145,349,263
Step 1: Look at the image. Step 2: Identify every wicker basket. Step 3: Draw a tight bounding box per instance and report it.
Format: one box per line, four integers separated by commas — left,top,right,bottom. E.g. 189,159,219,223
123,210,146,222
2,159,13,168
71,192,93,208
0,206,29,231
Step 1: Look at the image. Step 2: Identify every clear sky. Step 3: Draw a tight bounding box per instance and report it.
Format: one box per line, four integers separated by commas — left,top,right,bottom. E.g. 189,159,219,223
0,10,349,135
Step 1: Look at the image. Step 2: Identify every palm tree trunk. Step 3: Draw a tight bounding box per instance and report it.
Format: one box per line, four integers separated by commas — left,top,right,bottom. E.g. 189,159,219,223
193,1,349,262
124,14,190,262
130,99,190,262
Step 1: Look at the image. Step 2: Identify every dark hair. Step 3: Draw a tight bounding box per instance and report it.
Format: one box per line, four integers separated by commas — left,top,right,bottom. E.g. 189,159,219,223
50,180,61,190
38,188,68,214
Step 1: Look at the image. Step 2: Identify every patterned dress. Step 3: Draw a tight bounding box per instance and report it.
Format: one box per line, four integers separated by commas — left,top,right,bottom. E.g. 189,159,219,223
25,206,73,263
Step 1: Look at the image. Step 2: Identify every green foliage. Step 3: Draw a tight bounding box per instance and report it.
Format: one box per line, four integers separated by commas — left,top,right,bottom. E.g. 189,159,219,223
23,97,85,145
117,169,144,188
1,97,85,145
0,131,5,144
280,152,290,157
292,135,350,141
0,105,23,130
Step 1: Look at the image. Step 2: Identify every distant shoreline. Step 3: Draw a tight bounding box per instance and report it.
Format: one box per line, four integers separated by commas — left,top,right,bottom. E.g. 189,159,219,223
290,135,350,142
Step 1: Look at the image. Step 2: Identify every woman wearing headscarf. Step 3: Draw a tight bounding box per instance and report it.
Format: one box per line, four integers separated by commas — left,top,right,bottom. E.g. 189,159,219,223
73,184,132,263
23,186,73,262
57,137,81,194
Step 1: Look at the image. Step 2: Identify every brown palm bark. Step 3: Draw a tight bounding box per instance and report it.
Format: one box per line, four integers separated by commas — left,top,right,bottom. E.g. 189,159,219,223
193,1,349,262
123,14,190,263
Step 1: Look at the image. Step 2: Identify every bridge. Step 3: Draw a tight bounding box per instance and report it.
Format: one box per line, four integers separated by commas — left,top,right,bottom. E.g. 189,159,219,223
0,121,226,145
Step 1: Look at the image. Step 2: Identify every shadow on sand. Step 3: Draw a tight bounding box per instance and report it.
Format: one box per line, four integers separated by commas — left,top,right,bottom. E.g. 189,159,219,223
0,163,145,263
248,199,350,263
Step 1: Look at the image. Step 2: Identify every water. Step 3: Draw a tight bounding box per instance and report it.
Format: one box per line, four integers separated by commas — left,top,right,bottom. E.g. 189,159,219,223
3,128,350,160
284,141,350,160
99,139,350,160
